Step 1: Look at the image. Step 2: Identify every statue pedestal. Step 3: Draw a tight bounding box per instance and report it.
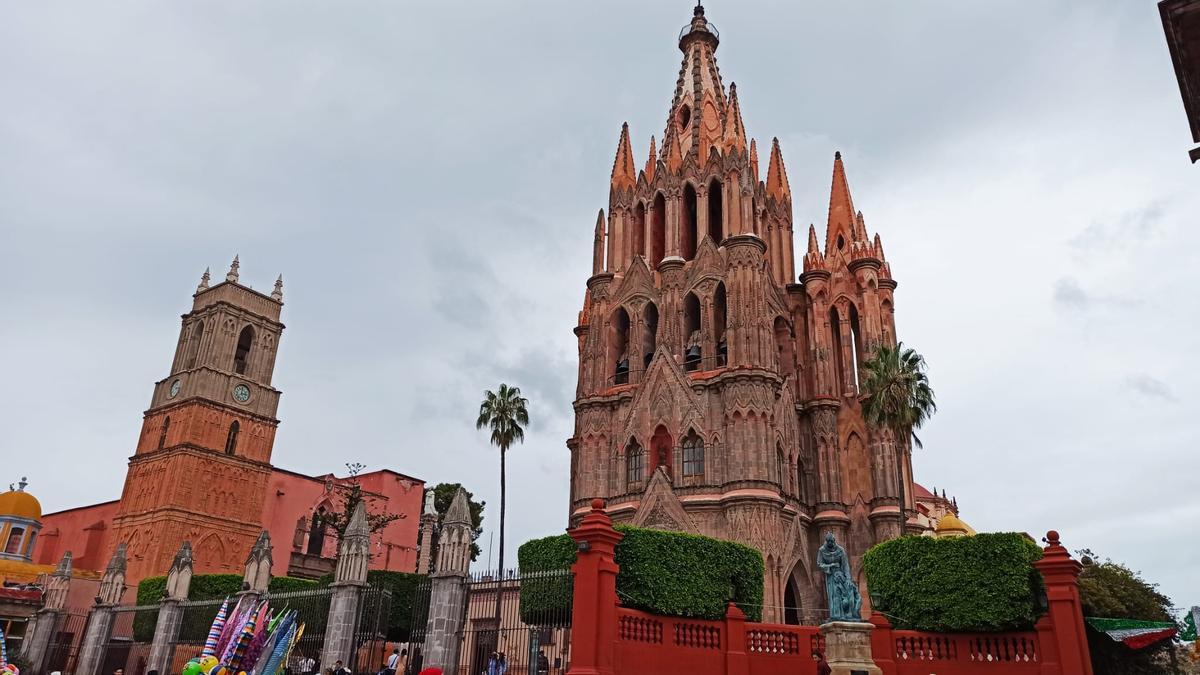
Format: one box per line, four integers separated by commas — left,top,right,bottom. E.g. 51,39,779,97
819,621,882,675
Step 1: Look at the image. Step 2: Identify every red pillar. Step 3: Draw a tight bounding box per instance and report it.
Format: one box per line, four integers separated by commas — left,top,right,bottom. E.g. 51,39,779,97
1033,530,1094,675
868,613,897,675
724,603,749,675
567,499,625,675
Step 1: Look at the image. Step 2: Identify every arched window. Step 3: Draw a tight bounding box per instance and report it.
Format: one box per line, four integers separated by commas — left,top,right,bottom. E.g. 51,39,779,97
830,306,845,394
774,316,794,378
610,308,631,384
185,321,205,369
625,439,644,485
714,283,728,367
683,293,702,371
633,202,646,258
707,178,723,243
651,193,667,267
682,184,698,260
682,432,705,477
4,527,24,555
776,444,786,487
158,416,170,450
848,303,863,394
225,420,240,455
233,325,255,375
642,302,659,369
306,507,327,556
751,198,758,236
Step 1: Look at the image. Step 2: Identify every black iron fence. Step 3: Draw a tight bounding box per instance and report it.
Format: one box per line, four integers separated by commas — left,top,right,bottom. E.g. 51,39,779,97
44,609,89,675
102,605,160,675
400,578,431,675
457,569,572,675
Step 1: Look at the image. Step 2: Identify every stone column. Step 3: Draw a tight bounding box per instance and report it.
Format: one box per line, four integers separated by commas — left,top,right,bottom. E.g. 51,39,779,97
321,503,370,671
420,488,473,674
147,542,194,675
77,545,127,675
566,499,624,675
1032,530,1095,675
819,622,882,675
21,551,74,674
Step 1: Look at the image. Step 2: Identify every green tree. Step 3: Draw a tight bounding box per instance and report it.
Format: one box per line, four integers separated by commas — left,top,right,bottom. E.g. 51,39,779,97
476,383,529,626
319,462,401,540
431,482,485,561
1077,549,1181,675
859,342,936,527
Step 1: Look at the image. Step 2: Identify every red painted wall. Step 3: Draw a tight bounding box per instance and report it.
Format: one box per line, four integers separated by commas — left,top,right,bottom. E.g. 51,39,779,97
34,467,424,581
36,501,120,571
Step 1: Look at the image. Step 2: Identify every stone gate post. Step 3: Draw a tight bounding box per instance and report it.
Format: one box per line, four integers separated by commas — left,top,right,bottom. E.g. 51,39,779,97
420,488,474,674
1033,530,1094,675
147,542,194,675
322,503,369,670
21,552,73,675
77,544,127,675
566,499,623,675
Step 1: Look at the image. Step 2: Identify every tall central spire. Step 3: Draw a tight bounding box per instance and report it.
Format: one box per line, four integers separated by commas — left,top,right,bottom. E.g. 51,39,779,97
664,3,727,168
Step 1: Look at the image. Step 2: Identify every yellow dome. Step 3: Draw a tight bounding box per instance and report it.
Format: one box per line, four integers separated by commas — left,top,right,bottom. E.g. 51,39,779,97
0,488,42,521
935,513,972,536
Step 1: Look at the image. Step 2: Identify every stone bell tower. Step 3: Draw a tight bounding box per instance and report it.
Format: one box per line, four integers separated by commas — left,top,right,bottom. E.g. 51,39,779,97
567,4,912,623
110,258,286,582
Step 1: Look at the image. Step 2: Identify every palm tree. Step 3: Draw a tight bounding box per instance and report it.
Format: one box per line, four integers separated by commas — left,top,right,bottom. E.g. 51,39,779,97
860,342,936,534
476,383,529,624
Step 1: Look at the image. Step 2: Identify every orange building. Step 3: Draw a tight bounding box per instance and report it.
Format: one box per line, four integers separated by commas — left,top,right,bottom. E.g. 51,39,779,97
32,260,425,585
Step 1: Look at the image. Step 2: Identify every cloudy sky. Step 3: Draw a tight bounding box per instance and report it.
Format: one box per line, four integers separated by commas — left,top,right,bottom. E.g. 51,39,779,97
2,1,1196,608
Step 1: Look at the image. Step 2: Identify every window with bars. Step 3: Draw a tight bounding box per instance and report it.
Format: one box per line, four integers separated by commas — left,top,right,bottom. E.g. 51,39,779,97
626,440,644,485
682,433,705,477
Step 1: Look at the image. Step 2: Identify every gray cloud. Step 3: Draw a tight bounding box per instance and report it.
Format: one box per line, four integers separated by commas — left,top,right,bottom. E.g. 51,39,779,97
1053,277,1092,310
1124,374,1179,403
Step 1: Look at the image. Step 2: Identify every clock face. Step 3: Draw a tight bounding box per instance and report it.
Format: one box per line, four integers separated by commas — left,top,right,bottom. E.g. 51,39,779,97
233,384,251,403
169,380,181,398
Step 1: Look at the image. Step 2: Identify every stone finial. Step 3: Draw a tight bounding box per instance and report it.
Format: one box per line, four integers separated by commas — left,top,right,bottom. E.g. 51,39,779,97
270,275,284,302
434,488,472,577
423,491,437,517
334,501,371,584
166,541,194,600
242,531,273,593
98,543,127,605
444,488,471,526
44,551,73,610
197,267,211,292
226,255,240,283
54,550,73,577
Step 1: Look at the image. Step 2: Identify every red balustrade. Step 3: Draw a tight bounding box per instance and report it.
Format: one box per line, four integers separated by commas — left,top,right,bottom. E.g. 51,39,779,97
567,502,1091,675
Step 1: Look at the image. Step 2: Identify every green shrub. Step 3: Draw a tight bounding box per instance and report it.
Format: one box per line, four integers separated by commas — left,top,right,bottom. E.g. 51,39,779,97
516,525,764,622
863,533,1043,632
517,535,577,625
363,571,426,641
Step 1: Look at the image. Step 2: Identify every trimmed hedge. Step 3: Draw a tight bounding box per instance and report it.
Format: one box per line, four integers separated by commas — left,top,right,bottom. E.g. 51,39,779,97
517,525,765,622
863,533,1043,633
134,574,320,640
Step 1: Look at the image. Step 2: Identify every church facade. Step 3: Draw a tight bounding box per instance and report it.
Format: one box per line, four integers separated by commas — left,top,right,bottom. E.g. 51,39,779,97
568,5,918,623
34,261,425,586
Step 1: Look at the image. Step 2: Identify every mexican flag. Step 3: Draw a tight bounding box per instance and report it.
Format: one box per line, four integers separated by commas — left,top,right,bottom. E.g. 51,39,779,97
1086,617,1178,650
1181,606,1199,642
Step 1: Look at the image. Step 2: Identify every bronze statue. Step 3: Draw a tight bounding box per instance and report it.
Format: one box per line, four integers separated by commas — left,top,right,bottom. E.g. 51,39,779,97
816,532,862,622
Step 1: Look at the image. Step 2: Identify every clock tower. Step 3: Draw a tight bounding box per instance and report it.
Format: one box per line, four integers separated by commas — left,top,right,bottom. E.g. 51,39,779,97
110,257,287,581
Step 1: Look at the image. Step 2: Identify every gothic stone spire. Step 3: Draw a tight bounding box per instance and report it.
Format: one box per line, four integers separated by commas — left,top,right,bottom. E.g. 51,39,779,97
271,274,284,302
825,151,859,257
98,543,127,604
243,531,273,592
334,501,370,584
166,541,194,600
766,138,791,202
197,267,211,293
610,122,637,193
226,255,240,283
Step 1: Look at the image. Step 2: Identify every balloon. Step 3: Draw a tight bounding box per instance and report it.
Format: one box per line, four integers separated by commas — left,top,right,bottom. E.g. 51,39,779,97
2,665,20,675
181,661,202,675
198,656,218,673
206,665,229,675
